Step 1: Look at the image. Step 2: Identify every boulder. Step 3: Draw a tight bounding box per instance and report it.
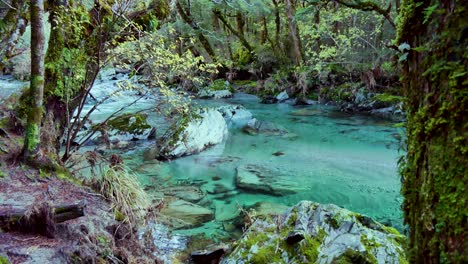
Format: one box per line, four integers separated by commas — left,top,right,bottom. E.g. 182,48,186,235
158,109,228,158
222,201,407,264
242,118,289,136
216,105,253,127
160,200,214,229
235,164,301,196
276,91,289,102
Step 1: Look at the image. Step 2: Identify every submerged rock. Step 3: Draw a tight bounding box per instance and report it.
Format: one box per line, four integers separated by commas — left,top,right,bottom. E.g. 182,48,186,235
158,109,228,159
221,201,407,264
235,164,301,196
242,118,289,136
162,186,205,203
160,200,214,229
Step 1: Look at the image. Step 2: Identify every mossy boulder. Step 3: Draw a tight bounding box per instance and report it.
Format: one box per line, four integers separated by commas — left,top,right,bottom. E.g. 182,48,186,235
222,201,407,264
198,79,234,99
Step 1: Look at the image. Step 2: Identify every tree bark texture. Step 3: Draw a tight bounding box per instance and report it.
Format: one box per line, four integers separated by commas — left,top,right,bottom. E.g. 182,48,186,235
23,0,45,159
397,0,467,262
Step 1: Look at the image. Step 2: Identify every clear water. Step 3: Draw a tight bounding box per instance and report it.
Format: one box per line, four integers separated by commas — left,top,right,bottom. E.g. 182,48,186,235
120,93,405,240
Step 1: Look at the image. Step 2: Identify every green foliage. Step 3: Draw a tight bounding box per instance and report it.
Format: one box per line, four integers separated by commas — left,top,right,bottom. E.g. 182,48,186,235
209,79,232,92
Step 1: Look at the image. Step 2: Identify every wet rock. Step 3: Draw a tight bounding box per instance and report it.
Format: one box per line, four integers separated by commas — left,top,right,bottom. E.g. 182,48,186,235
141,222,187,263
160,200,214,229
276,91,289,102
198,89,233,99
242,118,289,136
191,247,226,264
158,109,228,159
235,164,300,196
162,186,205,203
370,106,405,121
222,201,407,264
216,105,253,127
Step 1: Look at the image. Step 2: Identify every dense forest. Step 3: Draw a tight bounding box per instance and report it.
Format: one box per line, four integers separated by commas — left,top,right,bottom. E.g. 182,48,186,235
0,0,466,263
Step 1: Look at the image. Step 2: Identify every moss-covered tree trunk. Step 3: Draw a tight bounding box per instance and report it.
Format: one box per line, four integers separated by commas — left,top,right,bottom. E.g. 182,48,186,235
23,0,45,160
397,0,467,262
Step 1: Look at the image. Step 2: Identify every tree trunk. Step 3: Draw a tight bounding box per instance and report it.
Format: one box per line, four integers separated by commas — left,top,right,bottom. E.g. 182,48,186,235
397,0,467,262
175,0,217,61
285,0,303,65
213,9,253,54
23,0,45,160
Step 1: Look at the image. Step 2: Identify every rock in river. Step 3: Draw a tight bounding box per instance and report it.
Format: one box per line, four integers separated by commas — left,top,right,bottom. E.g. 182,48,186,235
222,201,407,264
160,199,214,229
217,104,253,127
235,164,301,196
158,109,228,158
242,118,289,136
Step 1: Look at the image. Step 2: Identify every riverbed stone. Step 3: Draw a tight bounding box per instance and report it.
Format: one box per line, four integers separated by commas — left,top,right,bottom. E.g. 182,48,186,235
221,201,407,264
242,118,289,136
162,186,205,203
158,109,228,158
160,200,215,228
235,164,300,196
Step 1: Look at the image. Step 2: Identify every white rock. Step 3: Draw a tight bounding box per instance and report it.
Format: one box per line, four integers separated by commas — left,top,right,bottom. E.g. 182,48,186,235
161,109,228,158
276,91,289,102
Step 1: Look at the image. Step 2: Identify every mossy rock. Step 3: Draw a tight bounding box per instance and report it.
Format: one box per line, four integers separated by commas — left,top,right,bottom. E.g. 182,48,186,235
0,255,9,264
373,93,403,105
107,113,151,135
209,79,234,93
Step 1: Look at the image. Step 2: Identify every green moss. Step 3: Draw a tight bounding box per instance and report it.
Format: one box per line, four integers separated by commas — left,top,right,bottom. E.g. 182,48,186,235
331,249,373,264
250,244,283,264
0,256,8,264
298,228,327,263
244,232,269,250
114,209,125,221
373,93,404,104
107,113,151,135
359,234,380,264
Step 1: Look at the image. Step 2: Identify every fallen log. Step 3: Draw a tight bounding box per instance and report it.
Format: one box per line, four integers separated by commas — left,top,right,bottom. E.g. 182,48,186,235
0,202,85,237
